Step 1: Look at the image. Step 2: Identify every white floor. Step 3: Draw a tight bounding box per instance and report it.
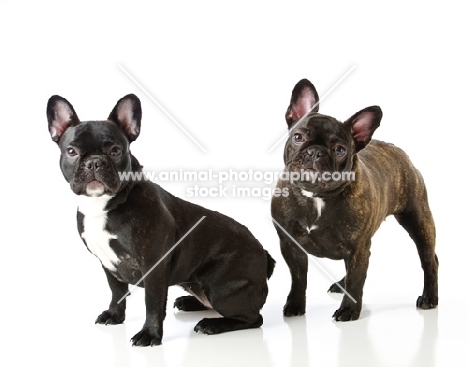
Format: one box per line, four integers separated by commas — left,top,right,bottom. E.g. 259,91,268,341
31,290,446,367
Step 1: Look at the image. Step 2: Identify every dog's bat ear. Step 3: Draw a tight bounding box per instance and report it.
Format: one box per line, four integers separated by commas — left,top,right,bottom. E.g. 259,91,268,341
108,94,142,142
344,106,382,152
47,95,80,143
285,79,319,129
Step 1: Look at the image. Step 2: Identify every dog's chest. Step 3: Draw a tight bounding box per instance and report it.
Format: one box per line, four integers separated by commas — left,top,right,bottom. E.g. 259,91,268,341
77,195,120,271
300,190,325,233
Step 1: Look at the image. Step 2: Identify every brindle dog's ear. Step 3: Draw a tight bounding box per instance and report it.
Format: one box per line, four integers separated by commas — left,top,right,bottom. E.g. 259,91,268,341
285,79,319,129
344,106,382,152
108,94,142,142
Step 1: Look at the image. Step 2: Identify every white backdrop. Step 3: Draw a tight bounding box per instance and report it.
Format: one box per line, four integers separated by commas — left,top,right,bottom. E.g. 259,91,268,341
1,1,466,366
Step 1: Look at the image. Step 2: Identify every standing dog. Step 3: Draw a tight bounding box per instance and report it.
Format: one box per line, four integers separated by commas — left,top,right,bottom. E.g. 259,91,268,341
47,94,275,346
271,79,438,321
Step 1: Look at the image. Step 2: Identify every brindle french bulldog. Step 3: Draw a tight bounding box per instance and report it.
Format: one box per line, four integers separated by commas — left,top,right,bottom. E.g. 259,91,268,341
271,79,438,321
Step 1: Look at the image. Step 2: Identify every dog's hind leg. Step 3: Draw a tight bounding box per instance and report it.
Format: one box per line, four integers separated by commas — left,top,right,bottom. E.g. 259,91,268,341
174,296,210,311
395,196,438,309
328,260,348,294
328,276,346,294
174,284,211,311
194,315,263,335
194,280,266,335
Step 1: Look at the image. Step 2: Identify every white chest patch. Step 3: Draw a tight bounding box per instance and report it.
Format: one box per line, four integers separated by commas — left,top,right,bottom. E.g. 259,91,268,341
306,225,319,234
301,190,325,233
301,189,315,198
77,195,120,271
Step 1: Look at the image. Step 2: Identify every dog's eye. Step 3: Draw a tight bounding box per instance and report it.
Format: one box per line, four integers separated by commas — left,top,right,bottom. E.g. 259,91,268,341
66,147,77,157
335,145,346,157
293,133,305,144
110,146,122,157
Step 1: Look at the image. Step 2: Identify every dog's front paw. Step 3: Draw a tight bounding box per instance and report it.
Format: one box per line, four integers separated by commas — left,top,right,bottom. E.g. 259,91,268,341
416,295,438,310
95,310,125,325
283,298,305,317
332,306,360,322
131,327,162,347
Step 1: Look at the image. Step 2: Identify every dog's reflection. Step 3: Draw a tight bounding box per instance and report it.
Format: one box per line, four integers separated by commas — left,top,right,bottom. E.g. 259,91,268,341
284,316,310,367
96,324,133,367
97,321,169,366
175,310,274,367
410,309,438,367
334,311,381,367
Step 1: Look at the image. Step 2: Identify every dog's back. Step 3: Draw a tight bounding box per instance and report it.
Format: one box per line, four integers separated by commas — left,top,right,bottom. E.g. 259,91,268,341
354,140,430,220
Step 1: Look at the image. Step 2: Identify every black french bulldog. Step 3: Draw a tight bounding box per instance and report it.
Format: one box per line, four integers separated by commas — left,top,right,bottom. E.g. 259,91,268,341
47,94,275,346
271,79,438,321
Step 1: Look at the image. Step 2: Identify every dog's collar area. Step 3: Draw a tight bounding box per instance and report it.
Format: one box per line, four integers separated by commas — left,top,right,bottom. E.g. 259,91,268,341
77,194,114,216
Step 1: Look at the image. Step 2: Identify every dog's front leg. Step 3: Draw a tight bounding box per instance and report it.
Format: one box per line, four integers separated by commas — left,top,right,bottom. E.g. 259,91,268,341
95,267,128,325
280,236,309,317
130,263,169,347
332,246,370,321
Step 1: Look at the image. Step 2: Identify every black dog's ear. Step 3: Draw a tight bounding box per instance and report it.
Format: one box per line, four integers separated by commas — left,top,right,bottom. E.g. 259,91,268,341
108,94,142,142
47,95,80,143
344,106,382,152
285,79,319,129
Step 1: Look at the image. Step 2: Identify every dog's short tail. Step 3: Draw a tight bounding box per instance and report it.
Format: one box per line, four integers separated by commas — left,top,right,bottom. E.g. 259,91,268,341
265,251,276,279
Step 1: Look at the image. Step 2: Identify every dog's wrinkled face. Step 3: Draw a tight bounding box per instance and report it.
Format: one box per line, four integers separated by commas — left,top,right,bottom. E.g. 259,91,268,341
47,94,142,197
58,121,132,196
283,79,382,196
286,114,355,195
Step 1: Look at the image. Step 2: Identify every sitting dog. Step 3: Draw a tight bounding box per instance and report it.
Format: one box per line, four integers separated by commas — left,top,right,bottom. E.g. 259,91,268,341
271,79,438,321
47,94,275,346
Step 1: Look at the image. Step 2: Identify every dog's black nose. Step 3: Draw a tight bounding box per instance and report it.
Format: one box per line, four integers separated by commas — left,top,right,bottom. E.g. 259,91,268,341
306,147,324,160
85,157,103,170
